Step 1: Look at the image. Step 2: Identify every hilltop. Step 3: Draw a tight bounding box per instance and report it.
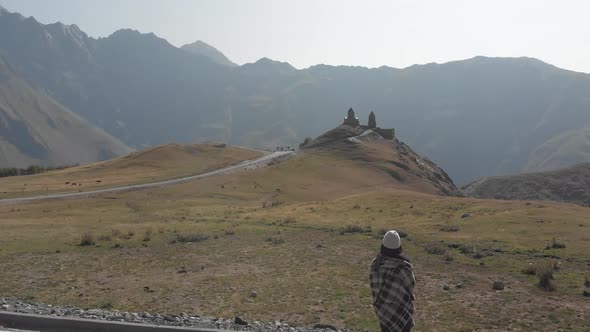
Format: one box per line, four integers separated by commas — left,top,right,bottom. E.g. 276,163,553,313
299,108,462,197
463,162,590,206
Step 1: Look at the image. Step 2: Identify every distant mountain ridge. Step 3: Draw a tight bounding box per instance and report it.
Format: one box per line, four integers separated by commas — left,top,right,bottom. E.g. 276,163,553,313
1,6,590,182
463,162,590,206
181,40,237,67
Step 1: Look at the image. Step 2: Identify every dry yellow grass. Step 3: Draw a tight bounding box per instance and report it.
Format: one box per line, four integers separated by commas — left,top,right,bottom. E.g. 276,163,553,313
0,143,261,198
0,149,588,331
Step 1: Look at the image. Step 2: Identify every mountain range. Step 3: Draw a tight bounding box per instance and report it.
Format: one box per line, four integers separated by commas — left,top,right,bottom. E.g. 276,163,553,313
1,5,590,183
0,54,131,168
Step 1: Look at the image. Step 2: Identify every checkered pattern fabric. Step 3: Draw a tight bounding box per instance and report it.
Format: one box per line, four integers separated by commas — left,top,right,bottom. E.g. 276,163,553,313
370,253,415,332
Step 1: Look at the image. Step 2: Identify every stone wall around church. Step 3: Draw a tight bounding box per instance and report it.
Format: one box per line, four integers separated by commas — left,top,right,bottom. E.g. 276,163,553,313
374,128,395,140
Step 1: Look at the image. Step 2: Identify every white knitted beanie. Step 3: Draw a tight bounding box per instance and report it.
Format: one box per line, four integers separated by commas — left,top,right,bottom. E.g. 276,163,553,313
382,230,401,249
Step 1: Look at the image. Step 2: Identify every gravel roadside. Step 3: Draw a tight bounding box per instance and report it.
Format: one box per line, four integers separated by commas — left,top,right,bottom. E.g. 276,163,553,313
0,298,343,332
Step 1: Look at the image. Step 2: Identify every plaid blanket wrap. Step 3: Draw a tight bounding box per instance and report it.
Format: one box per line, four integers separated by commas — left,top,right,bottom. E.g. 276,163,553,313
369,253,415,332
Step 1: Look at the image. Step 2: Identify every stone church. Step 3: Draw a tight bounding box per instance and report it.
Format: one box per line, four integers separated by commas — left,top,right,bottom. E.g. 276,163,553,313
342,108,395,140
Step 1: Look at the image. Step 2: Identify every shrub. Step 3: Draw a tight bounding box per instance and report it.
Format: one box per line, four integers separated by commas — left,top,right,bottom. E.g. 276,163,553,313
224,229,236,236
546,237,566,249
459,243,478,256
171,233,209,244
340,224,372,234
522,263,537,276
424,242,447,255
143,228,152,241
377,228,388,236
458,242,489,259
398,230,408,238
585,275,590,287
282,216,297,224
79,232,95,246
440,224,460,232
522,259,560,275
111,229,122,237
265,236,285,245
444,253,454,262
271,201,284,208
97,234,111,241
492,281,505,290
535,260,556,291
352,204,361,209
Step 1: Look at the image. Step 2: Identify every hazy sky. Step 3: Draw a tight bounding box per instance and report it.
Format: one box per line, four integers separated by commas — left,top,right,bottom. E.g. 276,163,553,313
1,0,589,72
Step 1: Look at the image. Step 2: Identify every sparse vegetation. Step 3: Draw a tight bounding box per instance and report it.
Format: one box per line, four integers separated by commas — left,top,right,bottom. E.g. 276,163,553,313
536,260,556,291
265,236,285,245
492,281,505,290
340,224,372,234
170,233,209,244
143,228,152,242
546,237,566,249
271,200,284,208
424,242,447,255
79,232,95,246
282,216,296,224
0,165,76,178
458,243,488,259
97,234,112,241
440,224,460,232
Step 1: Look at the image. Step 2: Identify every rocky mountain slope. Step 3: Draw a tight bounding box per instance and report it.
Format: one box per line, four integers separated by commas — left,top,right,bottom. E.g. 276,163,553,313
0,56,132,168
463,162,590,206
2,5,590,182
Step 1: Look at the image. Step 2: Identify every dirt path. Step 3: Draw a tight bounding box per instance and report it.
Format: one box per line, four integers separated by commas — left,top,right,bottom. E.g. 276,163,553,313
0,151,294,204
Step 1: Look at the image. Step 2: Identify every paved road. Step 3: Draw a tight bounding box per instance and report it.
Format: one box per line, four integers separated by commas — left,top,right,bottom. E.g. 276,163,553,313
0,151,294,205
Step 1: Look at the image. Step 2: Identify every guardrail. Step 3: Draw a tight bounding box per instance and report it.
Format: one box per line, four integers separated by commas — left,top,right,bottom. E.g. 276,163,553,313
0,311,233,332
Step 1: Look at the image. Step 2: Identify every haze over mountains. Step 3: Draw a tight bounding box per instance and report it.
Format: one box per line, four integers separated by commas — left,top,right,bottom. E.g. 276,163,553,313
2,5,590,183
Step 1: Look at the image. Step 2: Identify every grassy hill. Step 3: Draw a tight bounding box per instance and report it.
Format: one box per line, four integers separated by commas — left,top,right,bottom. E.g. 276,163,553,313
0,143,588,331
463,162,590,206
0,143,262,198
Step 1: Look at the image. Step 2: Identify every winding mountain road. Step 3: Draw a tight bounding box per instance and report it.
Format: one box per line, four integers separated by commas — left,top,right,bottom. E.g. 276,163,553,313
0,151,295,204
